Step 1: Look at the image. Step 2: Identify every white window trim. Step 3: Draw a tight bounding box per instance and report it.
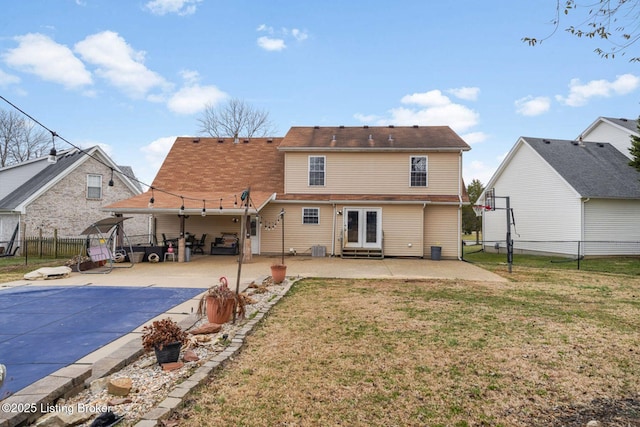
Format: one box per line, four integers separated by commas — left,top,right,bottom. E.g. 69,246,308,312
409,155,428,187
308,155,326,187
87,174,103,199
302,207,320,225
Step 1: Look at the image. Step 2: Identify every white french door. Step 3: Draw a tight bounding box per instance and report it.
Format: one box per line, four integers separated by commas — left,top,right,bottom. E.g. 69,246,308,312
344,208,382,249
250,216,260,254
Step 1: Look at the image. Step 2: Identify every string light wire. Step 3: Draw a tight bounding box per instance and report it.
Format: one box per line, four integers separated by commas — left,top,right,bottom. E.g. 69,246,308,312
0,95,248,209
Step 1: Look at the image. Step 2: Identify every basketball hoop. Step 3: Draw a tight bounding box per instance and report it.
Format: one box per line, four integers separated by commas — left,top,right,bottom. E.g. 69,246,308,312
472,205,490,217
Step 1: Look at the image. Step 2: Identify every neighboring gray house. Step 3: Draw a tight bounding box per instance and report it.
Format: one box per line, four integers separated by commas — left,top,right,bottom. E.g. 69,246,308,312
480,135,640,257
0,146,148,255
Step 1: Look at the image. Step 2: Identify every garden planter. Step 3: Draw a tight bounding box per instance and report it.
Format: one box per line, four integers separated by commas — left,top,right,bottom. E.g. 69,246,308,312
270,264,287,284
154,341,182,365
206,296,235,324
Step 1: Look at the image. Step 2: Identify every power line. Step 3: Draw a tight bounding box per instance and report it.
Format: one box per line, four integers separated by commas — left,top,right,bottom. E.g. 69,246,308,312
0,95,248,209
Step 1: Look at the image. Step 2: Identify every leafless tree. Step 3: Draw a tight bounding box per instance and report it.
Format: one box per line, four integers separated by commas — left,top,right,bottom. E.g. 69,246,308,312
0,109,49,167
197,98,277,138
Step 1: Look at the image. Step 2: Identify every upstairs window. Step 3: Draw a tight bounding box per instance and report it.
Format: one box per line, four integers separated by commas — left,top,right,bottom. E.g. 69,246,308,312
309,156,325,186
410,156,428,187
87,174,102,199
302,207,320,225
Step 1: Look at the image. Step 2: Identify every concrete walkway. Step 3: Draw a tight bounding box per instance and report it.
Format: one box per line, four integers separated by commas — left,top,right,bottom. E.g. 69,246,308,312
1,254,506,290
0,256,504,426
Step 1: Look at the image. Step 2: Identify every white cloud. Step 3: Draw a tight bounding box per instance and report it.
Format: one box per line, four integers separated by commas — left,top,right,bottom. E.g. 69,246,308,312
0,69,20,86
3,33,92,89
74,31,171,99
461,131,487,145
463,160,495,187
514,96,551,116
145,0,202,16
139,136,178,186
291,29,309,41
388,103,479,133
256,25,309,51
167,84,228,114
257,36,286,51
448,87,480,101
401,90,451,107
358,88,481,136
556,73,640,107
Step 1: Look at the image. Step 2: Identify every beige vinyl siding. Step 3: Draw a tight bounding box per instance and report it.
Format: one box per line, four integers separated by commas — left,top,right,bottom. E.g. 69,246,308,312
284,151,460,195
424,204,460,259
376,204,424,257
259,203,335,255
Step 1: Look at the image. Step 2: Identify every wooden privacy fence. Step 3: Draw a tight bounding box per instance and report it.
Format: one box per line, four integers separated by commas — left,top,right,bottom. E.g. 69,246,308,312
23,235,85,258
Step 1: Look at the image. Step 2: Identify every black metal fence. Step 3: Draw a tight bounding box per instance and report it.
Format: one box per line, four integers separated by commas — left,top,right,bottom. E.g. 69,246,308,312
463,239,640,272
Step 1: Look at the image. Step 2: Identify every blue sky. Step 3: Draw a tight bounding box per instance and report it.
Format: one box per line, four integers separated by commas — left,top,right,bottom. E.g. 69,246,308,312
1,0,638,188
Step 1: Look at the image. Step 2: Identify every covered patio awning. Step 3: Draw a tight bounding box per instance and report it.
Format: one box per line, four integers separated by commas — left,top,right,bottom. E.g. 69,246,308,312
80,217,131,235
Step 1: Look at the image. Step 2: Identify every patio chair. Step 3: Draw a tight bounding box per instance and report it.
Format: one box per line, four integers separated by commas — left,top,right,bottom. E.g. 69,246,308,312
192,234,207,254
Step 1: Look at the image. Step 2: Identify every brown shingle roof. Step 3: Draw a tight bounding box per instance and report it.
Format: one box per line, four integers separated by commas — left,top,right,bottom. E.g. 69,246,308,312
106,137,283,211
279,126,471,151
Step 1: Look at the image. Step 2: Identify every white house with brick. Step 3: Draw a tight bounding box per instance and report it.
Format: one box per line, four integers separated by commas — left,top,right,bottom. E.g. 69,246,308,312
0,146,147,255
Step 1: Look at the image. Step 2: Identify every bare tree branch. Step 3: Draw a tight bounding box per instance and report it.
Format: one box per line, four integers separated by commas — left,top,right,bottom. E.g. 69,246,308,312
197,98,277,138
523,0,640,62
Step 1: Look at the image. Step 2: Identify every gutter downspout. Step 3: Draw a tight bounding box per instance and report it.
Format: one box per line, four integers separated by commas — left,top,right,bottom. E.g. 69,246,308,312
458,152,463,260
422,202,426,258
331,204,336,257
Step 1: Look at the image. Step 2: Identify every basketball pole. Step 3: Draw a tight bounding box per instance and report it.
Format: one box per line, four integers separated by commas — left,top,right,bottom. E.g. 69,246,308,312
485,189,513,273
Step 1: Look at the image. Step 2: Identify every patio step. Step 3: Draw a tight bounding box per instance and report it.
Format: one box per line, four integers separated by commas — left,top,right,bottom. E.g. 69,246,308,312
341,247,384,259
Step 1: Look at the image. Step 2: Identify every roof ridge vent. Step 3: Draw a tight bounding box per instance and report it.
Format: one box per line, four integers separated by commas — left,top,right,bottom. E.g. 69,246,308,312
339,125,345,129
217,139,224,143
388,125,395,128
413,125,419,128
543,139,551,144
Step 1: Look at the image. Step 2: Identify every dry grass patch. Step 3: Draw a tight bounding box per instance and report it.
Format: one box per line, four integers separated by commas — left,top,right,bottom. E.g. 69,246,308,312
177,271,640,426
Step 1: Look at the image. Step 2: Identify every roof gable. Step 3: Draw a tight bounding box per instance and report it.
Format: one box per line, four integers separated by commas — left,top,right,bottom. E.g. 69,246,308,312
523,137,640,199
279,126,471,151
581,116,639,139
0,146,142,210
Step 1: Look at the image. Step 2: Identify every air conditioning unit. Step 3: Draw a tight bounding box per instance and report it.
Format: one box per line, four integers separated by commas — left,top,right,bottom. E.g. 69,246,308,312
311,245,326,257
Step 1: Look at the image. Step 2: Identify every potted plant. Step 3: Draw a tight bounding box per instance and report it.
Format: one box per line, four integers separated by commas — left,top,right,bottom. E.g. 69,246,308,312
197,277,245,324
141,317,188,365
270,209,287,283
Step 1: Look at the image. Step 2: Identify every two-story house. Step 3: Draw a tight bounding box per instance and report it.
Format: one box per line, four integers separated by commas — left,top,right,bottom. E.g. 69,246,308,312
105,126,471,259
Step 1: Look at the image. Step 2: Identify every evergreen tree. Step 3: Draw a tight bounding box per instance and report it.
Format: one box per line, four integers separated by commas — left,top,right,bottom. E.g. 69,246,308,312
630,116,640,172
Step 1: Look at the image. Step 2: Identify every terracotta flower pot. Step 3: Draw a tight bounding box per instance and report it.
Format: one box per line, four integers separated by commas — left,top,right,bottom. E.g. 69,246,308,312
206,296,235,324
270,264,287,284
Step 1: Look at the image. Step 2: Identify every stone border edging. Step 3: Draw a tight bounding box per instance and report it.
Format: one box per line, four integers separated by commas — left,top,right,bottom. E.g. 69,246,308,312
132,278,295,427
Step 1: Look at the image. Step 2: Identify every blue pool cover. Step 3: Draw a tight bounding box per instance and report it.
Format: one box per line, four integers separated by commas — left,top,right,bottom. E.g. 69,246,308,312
0,285,203,399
